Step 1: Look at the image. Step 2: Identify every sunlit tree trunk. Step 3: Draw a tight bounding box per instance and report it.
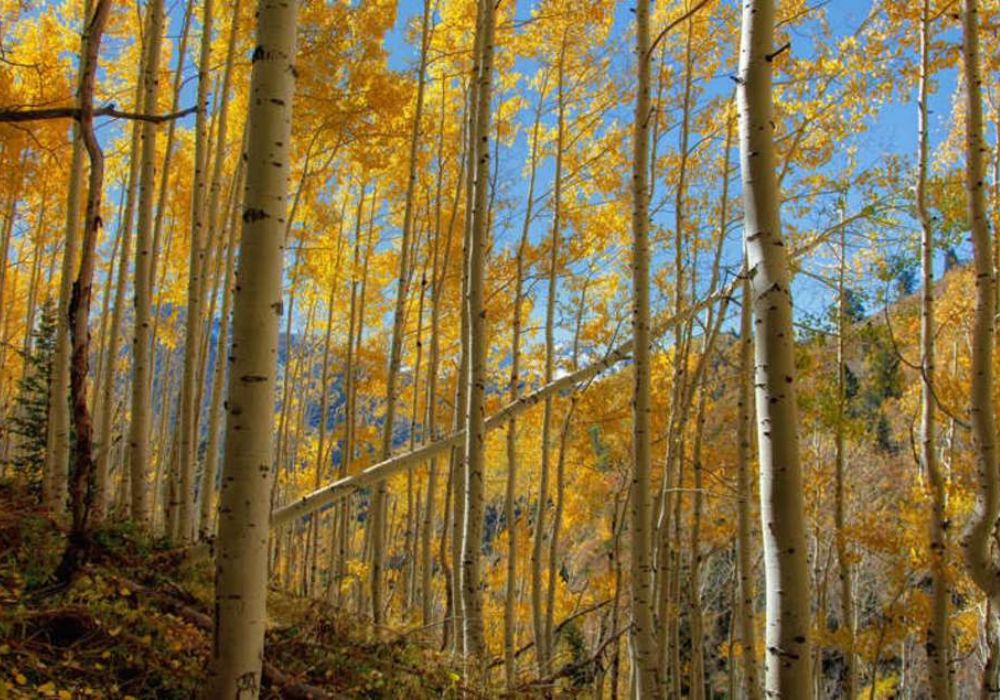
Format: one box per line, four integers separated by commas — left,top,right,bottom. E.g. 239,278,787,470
195,0,241,538
460,0,495,661
533,38,565,678
962,2,1000,675
912,4,951,698
200,166,242,537
177,0,214,543
737,273,763,700
629,0,660,694
44,0,92,517
833,211,859,699
308,215,345,597
505,68,546,689
688,389,708,700
48,0,109,583
95,64,145,520
371,0,431,627
128,0,167,525
207,0,297,691
737,0,812,694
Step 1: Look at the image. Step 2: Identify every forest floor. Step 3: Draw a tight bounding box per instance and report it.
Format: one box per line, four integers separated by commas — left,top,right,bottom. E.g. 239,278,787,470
0,481,475,699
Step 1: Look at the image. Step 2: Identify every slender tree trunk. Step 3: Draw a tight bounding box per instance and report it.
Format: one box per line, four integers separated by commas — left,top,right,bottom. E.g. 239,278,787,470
44,0,92,517
533,41,566,679
207,0,297,691
504,71,546,688
95,75,143,520
56,0,111,581
460,0,495,661
737,1,812,694
917,8,951,698
629,0,660,694
128,0,167,525
687,390,708,700
200,163,243,537
308,217,345,597
176,0,214,543
370,0,432,628
833,211,859,699
737,274,763,700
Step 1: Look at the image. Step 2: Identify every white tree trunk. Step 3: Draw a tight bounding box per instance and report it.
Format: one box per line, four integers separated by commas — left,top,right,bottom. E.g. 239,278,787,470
629,0,660,694
737,0,812,696
128,0,167,525
962,0,1000,640
207,0,297,692
460,0,495,661
178,0,214,544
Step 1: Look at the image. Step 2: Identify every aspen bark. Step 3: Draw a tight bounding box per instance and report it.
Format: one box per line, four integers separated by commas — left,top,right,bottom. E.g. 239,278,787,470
95,75,143,520
128,0,167,525
533,41,566,678
737,1,812,695
963,0,1000,638
834,214,858,699
629,0,660,694
917,4,951,692
737,274,763,700
178,0,214,543
370,0,432,627
44,0,91,516
420,80,451,627
460,0,495,660
207,0,297,691
60,0,111,564
200,163,243,537
505,70,547,689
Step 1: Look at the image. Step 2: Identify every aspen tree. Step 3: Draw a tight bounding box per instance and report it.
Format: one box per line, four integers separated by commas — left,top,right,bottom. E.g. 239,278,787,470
200,161,244,536
737,0,812,695
533,37,566,678
832,209,859,699
420,79,450,626
307,213,345,595
94,68,145,519
914,4,950,698
629,0,660,694
330,183,367,603
44,0,91,516
55,0,110,581
371,0,432,627
207,0,297,691
128,0,167,525
504,69,548,688
963,0,1000,647
178,0,214,543
737,273,763,700
196,0,245,538
460,0,495,661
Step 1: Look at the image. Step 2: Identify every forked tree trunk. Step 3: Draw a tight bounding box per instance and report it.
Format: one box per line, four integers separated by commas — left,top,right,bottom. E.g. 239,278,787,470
207,0,297,692
737,0,812,696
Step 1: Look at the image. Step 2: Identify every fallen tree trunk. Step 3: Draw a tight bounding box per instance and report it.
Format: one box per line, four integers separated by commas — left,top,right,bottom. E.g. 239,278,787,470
268,220,869,531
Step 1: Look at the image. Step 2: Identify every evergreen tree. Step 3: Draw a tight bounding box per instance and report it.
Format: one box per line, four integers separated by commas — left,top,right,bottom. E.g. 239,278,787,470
7,298,56,496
